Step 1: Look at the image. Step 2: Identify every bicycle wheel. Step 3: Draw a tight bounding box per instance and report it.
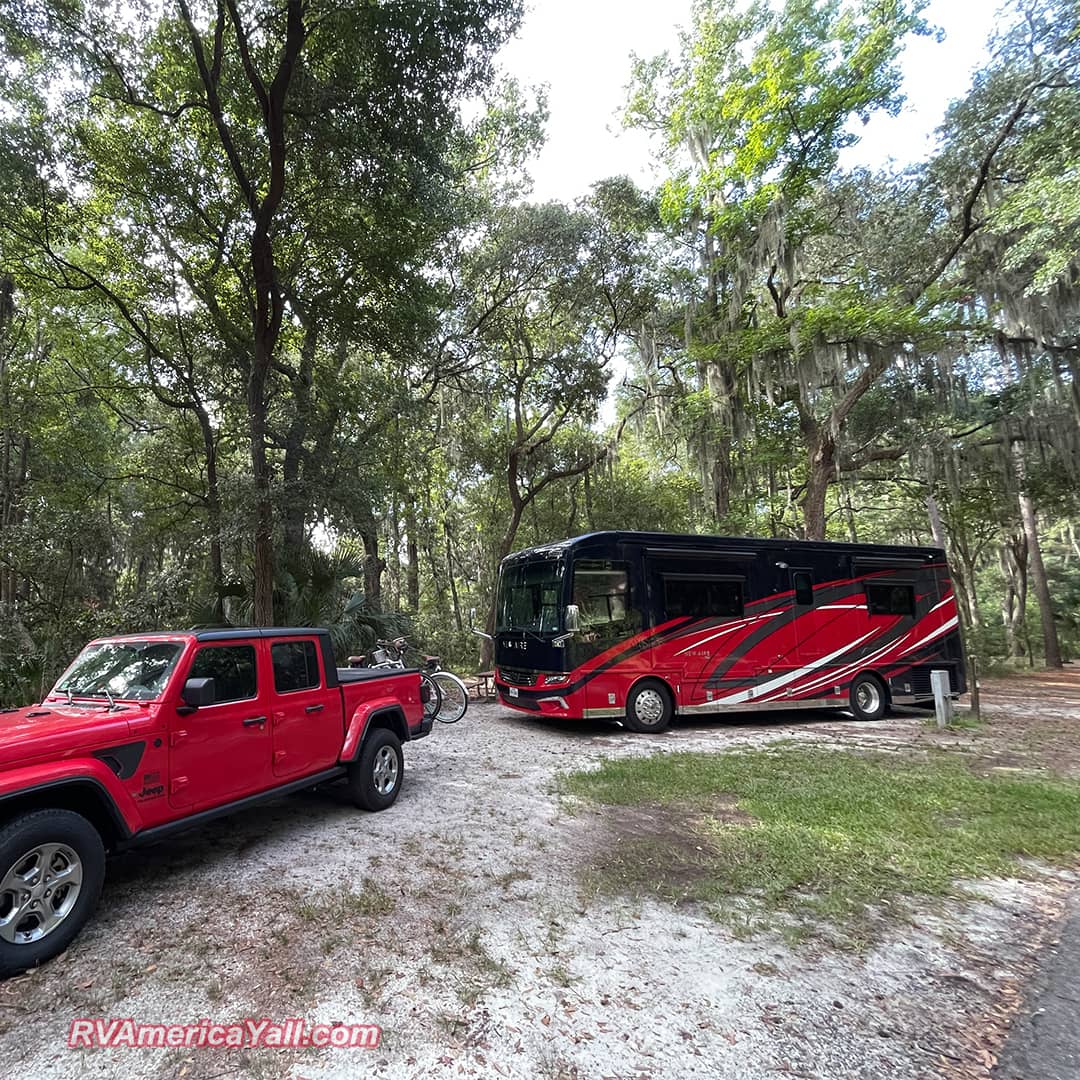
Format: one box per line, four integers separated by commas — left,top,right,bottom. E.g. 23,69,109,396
430,671,468,724
420,673,442,723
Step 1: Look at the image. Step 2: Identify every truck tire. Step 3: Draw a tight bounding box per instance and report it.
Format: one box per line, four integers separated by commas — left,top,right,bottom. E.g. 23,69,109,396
0,809,106,978
348,728,404,812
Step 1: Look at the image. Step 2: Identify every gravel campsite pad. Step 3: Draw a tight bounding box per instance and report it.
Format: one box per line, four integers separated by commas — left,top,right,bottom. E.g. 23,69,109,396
3,669,1080,1080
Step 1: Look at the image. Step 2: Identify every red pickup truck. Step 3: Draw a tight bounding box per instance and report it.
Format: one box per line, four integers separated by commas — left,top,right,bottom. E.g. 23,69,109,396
0,627,428,977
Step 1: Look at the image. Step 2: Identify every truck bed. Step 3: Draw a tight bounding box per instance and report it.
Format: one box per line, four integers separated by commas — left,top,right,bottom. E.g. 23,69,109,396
337,666,421,683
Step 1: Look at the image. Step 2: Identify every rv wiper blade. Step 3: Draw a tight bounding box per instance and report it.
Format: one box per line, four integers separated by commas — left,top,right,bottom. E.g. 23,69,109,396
515,628,558,645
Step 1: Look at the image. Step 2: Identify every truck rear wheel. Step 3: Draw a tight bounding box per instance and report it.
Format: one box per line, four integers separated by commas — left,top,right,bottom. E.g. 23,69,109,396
0,809,105,978
348,728,404,812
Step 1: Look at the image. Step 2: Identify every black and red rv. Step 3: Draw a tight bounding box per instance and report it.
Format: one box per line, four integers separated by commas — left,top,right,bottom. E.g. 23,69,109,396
491,531,966,732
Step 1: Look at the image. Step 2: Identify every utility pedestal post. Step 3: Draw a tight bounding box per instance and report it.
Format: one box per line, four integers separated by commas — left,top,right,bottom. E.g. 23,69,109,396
931,669,953,728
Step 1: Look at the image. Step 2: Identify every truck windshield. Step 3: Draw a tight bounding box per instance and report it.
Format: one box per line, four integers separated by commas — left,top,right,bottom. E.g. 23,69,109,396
51,641,184,702
497,560,563,634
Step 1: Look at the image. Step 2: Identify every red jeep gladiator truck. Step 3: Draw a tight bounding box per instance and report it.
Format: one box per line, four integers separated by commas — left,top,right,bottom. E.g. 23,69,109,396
0,627,428,977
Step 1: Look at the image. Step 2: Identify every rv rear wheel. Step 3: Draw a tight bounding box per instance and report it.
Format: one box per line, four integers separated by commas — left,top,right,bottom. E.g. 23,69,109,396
624,680,674,734
848,673,888,722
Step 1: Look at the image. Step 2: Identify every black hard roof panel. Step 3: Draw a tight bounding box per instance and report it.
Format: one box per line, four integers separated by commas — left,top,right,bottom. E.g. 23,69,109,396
501,530,944,564
98,627,332,641
193,627,331,641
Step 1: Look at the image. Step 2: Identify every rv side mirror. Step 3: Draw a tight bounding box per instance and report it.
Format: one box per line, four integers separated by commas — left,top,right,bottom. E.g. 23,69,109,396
565,604,580,632
468,606,492,642
181,677,215,709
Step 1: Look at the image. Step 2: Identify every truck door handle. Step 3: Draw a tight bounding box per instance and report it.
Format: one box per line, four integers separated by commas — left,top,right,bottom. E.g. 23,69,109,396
243,715,267,727
305,704,325,713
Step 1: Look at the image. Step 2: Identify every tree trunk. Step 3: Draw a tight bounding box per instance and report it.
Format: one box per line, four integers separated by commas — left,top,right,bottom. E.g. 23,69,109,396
481,480,526,668
280,411,306,575
361,527,384,609
1000,532,1028,660
281,317,318,574
583,469,595,531
180,0,307,624
926,494,947,548
927,491,985,633
404,503,420,613
280,398,306,574
712,436,732,522
248,374,275,625
1013,441,1061,668
445,524,463,634
193,403,225,620
801,427,834,541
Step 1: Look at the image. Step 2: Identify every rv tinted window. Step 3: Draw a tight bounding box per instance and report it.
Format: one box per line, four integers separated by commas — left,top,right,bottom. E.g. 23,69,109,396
865,582,915,616
498,560,563,633
664,577,744,619
793,571,813,606
572,562,630,627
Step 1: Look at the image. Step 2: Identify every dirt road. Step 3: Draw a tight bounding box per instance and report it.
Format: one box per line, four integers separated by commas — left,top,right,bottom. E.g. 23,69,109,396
3,671,1079,1079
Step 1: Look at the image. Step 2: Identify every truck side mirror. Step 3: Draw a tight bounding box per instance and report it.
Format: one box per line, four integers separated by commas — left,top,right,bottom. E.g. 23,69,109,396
180,677,216,710
565,604,580,631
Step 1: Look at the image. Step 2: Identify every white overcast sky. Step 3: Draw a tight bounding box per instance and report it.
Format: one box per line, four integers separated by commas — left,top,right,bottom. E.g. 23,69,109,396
496,0,1005,203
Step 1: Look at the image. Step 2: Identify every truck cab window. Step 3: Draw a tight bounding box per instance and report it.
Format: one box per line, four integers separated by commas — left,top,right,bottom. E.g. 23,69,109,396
271,640,321,693
189,645,257,703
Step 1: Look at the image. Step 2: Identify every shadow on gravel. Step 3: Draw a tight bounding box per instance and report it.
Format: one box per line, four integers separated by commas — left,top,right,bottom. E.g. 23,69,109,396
102,769,428,891
497,706,872,739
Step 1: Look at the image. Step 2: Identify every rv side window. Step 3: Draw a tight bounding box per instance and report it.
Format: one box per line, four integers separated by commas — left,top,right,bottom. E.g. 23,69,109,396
572,561,631,627
793,571,813,606
865,582,915,616
664,576,744,619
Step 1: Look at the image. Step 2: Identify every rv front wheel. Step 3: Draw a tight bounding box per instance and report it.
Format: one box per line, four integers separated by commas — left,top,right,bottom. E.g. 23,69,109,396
624,680,673,734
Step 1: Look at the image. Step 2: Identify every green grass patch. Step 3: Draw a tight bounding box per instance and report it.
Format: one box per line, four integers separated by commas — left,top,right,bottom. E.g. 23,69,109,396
921,711,984,730
562,748,1080,941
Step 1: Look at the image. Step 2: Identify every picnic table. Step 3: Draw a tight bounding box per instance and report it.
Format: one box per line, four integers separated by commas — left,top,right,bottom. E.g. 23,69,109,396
469,670,496,701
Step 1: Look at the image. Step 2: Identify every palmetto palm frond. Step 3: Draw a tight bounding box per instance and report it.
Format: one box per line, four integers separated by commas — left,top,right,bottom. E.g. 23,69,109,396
191,541,409,656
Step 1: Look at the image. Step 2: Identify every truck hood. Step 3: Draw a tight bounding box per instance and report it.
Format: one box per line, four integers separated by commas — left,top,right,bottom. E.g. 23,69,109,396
0,701,150,769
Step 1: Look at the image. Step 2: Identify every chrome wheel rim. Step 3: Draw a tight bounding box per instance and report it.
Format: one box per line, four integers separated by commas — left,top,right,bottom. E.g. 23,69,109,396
855,681,881,715
634,688,666,726
372,746,399,795
0,843,83,944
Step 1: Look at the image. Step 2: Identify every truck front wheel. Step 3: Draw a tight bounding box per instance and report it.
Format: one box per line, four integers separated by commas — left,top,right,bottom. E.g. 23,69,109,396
0,809,106,978
348,728,404,812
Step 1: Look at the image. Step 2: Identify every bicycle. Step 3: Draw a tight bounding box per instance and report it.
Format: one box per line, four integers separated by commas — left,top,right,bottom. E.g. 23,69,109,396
347,642,442,723
360,637,469,725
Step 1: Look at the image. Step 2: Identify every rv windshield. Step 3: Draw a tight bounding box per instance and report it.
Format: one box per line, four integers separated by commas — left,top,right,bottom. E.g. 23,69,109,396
497,560,564,634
